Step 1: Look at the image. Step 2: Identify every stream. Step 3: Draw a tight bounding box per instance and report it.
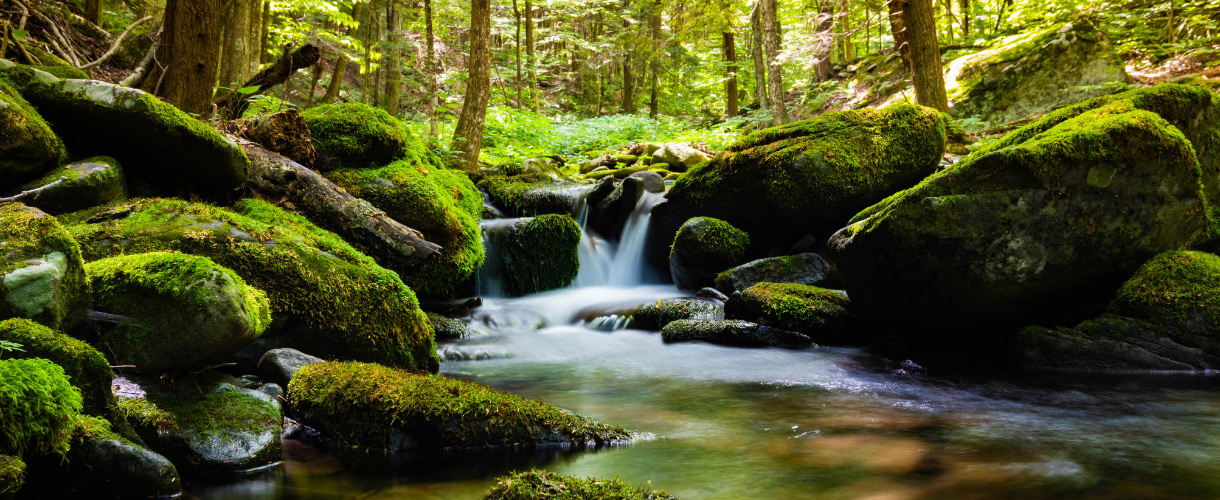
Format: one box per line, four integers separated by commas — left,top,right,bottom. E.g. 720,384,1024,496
188,192,1220,500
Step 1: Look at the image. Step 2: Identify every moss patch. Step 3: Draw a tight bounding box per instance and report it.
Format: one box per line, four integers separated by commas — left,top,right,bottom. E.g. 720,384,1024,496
288,361,635,452
479,174,583,217
0,202,90,331
11,156,126,215
302,102,440,171
0,454,24,499
0,77,65,189
669,217,749,291
1110,251,1220,335
483,469,677,500
630,299,721,331
502,215,581,296
0,319,118,429
739,282,852,335
660,319,814,349
0,358,83,458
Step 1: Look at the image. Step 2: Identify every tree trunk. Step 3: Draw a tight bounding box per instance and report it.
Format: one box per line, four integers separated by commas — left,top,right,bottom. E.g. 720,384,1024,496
85,0,104,26
525,0,538,111
513,0,522,108
321,56,348,104
750,2,768,110
904,0,948,111
888,0,913,75
814,6,833,82
361,0,376,105
140,0,223,116
762,0,790,125
214,44,321,120
621,56,634,113
648,9,660,119
219,0,257,92
384,2,402,115
425,0,439,138
449,0,491,171
722,31,739,117
958,0,969,38
260,1,271,63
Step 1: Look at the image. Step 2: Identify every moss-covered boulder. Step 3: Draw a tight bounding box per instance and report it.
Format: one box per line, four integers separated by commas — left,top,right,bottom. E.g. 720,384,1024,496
488,214,581,296
0,76,65,190
0,358,83,458
64,198,438,372
0,455,23,500
0,67,249,196
59,415,180,498
737,283,855,343
946,21,1129,129
660,319,814,349
483,469,677,500
479,174,584,217
116,374,282,475
302,102,440,171
629,298,721,331
426,312,476,340
649,104,945,257
669,217,749,291
288,361,634,453
714,252,832,295
830,91,1212,328
6,157,126,215
0,203,89,331
326,161,484,296
85,252,271,373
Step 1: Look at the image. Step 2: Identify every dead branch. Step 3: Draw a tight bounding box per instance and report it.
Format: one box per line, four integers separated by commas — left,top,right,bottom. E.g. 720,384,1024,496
79,15,154,69
213,44,321,120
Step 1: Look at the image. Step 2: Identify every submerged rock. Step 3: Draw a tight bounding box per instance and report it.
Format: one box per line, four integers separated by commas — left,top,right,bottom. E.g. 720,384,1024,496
5,157,126,215
426,312,476,340
714,252,833,295
86,252,271,373
288,361,634,453
0,75,65,190
302,102,440,171
64,198,438,372
0,203,90,331
669,217,750,291
629,298,722,331
661,319,814,349
483,469,677,500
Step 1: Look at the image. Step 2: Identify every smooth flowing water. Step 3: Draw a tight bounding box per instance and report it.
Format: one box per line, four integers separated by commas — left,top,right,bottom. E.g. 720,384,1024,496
191,196,1220,500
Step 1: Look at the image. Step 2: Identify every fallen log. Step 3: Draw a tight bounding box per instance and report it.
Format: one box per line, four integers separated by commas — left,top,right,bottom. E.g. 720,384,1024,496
214,44,321,120
235,137,443,271
231,109,316,168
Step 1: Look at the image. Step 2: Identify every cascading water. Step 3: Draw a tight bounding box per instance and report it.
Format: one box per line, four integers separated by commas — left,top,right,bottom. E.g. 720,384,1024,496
575,190,666,288
477,218,520,298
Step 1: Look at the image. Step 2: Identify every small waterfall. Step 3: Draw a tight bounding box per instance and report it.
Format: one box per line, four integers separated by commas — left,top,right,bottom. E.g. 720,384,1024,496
605,190,665,286
477,218,521,298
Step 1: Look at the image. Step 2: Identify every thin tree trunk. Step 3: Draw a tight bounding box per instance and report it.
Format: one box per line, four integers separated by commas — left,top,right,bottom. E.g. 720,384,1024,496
889,0,913,75
321,56,348,104
992,0,1010,35
814,5,833,82
648,9,660,119
513,0,522,108
140,0,222,116
260,1,271,63
525,0,538,111
450,0,492,171
384,2,402,115
723,31,739,117
905,0,948,111
750,2,768,110
215,44,321,119
85,0,104,26
425,0,439,138
361,0,376,105
958,0,969,38
762,0,790,125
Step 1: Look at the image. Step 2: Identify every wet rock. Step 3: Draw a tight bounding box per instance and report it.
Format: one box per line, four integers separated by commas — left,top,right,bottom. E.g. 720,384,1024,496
585,174,658,239
61,416,181,498
629,298,722,330
0,203,89,331
738,283,857,344
483,469,677,500
85,252,271,374
0,75,65,190
625,171,666,193
661,319,814,349
696,287,729,302
257,348,324,387
495,215,581,296
4,157,126,215
479,175,584,217
714,252,833,295
669,217,750,291
426,312,476,341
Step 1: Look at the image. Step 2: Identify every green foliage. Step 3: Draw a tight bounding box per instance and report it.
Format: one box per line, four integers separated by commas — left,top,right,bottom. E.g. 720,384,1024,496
0,318,116,424
0,357,83,458
483,469,677,500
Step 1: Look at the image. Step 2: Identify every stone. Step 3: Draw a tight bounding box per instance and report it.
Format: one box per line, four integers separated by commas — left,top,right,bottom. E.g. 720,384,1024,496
660,319,814,349
257,348,324,388
0,77,64,190
0,203,89,331
669,217,750,291
61,416,181,498
715,252,833,295
479,175,584,217
653,143,710,172
483,469,677,500
492,214,581,296
5,157,126,215
738,283,856,344
629,298,722,330
426,312,476,341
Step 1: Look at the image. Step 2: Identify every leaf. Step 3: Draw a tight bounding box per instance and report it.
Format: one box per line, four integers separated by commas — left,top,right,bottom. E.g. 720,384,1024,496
11,29,27,41
236,85,262,95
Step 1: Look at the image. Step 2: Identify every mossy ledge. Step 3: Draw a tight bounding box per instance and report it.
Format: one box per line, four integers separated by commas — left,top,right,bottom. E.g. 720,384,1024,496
288,361,636,453
483,469,677,500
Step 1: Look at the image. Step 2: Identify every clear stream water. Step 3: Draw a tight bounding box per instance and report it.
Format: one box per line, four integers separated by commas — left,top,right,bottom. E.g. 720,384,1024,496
189,194,1220,500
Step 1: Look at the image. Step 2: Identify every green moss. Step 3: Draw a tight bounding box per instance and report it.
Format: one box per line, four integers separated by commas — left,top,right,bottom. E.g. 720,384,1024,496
479,175,581,217
0,202,90,330
660,319,814,349
0,78,66,187
0,454,24,500
62,198,438,372
302,102,441,171
288,361,635,451
0,318,118,428
119,390,279,441
326,161,484,296
669,217,748,262
739,282,851,334
630,299,720,331
0,357,83,458
13,156,127,215
1110,251,1220,335
483,469,677,500
503,214,581,296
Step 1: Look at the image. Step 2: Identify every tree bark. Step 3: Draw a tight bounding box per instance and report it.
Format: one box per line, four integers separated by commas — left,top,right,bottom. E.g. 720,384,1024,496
140,0,223,116
762,0,790,125
214,44,322,120
904,0,948,111
513,0,522,108
750,2,768,110
959,0,969,37
234,109,316,168
85,0,104,26
321,56,348,104
723,31,738,117
888,0,913,74
219,0,257,92
814,5,833,82
425,0,439,138
648,9,661,119
384,2,402,115
525,0,538,111
449,0,492,171
260,1,271,63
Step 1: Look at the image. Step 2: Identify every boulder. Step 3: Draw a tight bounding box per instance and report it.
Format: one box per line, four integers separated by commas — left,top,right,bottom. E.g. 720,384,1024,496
649,104,945,266
4,157,126,215
287,361,634,453
479,174,584,217
426,312,476,340
64,198,438,372
327,161,484,297
660,319,814,349
483,469,677,500
85,252,271,374
669,217,749,291
947,21,1129,129
737,283,856,344
0,75,65,190
301,102,440,171
492,214,581,296
0,67,249,196
653,143,710,172
116,373,282,475
830,90,1213,328
60,416,180,498
0,358,82,458
629,298,721,331
715,252,833,295
584,172,665,239
257,348,324,387
0,203,90,331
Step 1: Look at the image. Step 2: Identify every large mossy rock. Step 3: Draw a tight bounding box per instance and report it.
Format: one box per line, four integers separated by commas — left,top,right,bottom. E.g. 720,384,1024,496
737,283,855,343
829,87,1215,328
491,214,581,296
64,198,439,372
669,217,749,291
117,374,282,475
288,361,634,453
483,469,677,500
59,416,180,498
947,21,1129,129
7,157,126,215
0,66,249,196
85,252,272,374
650,104,945,255
1016,251,1220,371
0,358,82,458
301,102,440,171
479,174,584,217
326,160,484,297
629,298,721,331
0,203,89,331
714,252,833,295
0,76,65,190
660,319,814,349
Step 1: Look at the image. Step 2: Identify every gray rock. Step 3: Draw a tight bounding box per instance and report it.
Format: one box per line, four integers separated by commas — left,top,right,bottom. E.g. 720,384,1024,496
257,347,323,387
66,432,181,498
653,143,710,172
696,287,729,302
5,157,127,215
625,170,666,193
661,319,814,349
714,252,832,295
426,312,476,341
0,203,89,331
